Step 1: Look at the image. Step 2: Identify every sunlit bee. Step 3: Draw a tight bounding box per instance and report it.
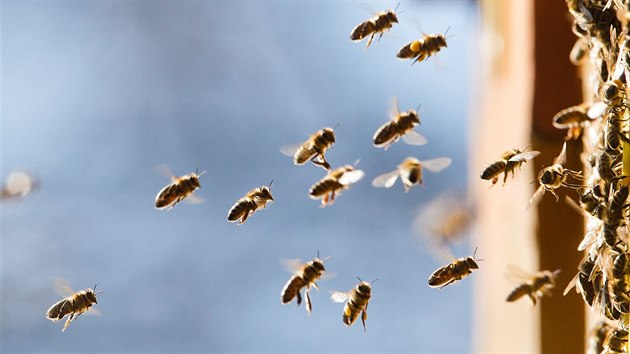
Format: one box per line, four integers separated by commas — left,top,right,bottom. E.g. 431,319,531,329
1,170,36,200
428,248,480,288
373,97,427,150
505,267,561,305
154,169,205,210
309,165,364,207
603,329,628,354
280,254,330,316
587,321,611,354
596,150,614,184
570,37,589,66
602,79,624,104
46,281,102,332
227,181,274,224
529,142,583,206
566,0,593,30
280,127,336,171
552,104,592,140
480,148,539,185
372,157,451,192
330,277,376,332
397,33,448,64
350,6,398,48
564,254,598,306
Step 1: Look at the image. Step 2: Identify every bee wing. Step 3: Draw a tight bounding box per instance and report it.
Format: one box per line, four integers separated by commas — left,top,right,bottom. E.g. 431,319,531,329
280,258,304,274
563,272,579,296
420,157,452,173
527,185,546,209
390,96,400,118
371,169,400,188
338,170,365,186
330,290,350,303
154,164,177,181
279,143,302,158
505,264,534,282
509,151,541,162
52,277,75,297
553,142,568,165
587,101,607,119
401,130,428,146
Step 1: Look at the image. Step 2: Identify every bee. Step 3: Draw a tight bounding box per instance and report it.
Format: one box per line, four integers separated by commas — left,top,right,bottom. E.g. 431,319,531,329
227,181,274,224
372,156,452,192
529,142,583,206
154,169,205,210
396,32,448,64
480,148,540,185
428,248,481,288
280,253,330,316
586,321,611,354
564,254,598,306
505,267,561,305
330,277,377,332
309,164,364,207
280,126,337,171
1,170,36,200
373,97,427,150
570,37,589,66
552,104,592,140
603,329,628,354
46,281,102,332
350,5,399,48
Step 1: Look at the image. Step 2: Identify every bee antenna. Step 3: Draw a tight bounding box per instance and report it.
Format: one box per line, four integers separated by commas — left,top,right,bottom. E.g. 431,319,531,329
269,179,274,188
333,122,343,130
353,159,361,167
356,276,364,283
394,2,400,13
317,249,320,258
370,278,380,285
93,284,97,291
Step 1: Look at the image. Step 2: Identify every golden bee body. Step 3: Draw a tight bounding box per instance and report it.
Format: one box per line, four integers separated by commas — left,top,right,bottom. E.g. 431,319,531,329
46,287,99,332
280,257,327,315
428,250,480,288
282,127,336,170
506,269,561,305
552,104,591,140
350,9,398,48
373,97,426,150
227,184,274,224
309,165,364,207
154,171,204,210
480,148,539,186
397,33,447,64
529,142,582,206
372,157,452,192
331,279,374,332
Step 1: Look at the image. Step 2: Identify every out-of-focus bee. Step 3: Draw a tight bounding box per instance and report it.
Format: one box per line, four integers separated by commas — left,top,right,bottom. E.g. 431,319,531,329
397,32,448,64
529,142,583,206
552,104,593,140
46,281,102,332
373,97,427,150
428,248,481,288
586,321,612,354
1,170,36,200
564,254,599,306
227,181,274,224
280,127,337,171
350,5,399,48
480,148,540,186
505,266,561,305
566,0,593,30
330,277,376,332
570,37,589,66
309,165,364,207
372,156,451,192
280,253,330,316
154,169,205,210
603,328,628,354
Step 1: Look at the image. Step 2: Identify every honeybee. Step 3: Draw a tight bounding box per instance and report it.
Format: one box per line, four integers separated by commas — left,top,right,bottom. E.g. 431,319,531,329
1,170,36,200
280,253,330,316
227,181,274,224
529,142,583,206
505,266,561,305
396,32,448,64
309,165,364,207
564,254,598,306
428,248,480,288
373,97,427,150
154,169,205,210
480,148,540,186
570,37,589,66
372,156,451,192
330,277,376,332
46,280,102,332
603,328,628,354
552,104,592,140
350,5,399,48
587,321,612,354
280,127,336,171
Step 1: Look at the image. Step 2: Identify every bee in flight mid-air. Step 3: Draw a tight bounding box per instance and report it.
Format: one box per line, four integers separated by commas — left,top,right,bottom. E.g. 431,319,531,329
309,164,364,207
505,266,561,305
372,156,452,192
154,168,205,210
330,277,377,332
46,279,103,332
280,126,337,171
397,32,448,64
227,181,274,224
428,248,481,288
0,170,37,200
373,97,427,150
350,5,399,48
280,253,330,316
480,147,540,186
529,142,583,206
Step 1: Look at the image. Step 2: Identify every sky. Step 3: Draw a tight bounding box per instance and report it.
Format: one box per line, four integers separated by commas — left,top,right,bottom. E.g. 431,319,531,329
1,1,478,352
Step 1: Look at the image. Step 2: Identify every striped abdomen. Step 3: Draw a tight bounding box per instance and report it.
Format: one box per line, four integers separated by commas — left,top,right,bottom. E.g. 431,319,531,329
506,284,532,302
343,286,371,326
227,198,252,223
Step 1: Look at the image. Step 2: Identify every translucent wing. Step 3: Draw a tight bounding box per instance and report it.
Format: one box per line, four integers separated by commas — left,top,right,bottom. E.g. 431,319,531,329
330,291,349,303
52,277,75,297
280,258,304,274
526,185,546,209
420,157,452,173
154,164,176,181
338,170,365,185
371,170,400,188
553,142,568,165
402,130,428,146
587,101,607,119
279,143,302,158
390,96,400,119
505,264,534,282
509,151,540,162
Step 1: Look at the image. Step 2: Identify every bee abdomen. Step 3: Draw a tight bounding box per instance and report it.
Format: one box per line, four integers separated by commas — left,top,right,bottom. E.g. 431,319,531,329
481,161,506,180
294,145,315,165
506,284,531,302
281,276,306,304
155,184,182,208
309,179,340,198
373,122,398,147
227,199,250,222
351,21,376,41
46,299,72,321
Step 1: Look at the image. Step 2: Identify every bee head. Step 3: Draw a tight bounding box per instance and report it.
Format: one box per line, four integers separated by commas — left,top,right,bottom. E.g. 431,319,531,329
464,257,479,269
539,168,555,185
437,34,448,48
311,259,326,272
386,9,398,24
603,80,622,102
321,128,336,144
356,276,377,293
260,182,274,201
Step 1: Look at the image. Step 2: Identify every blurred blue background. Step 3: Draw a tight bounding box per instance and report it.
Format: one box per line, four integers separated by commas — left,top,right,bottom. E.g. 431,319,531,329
1,1,478,352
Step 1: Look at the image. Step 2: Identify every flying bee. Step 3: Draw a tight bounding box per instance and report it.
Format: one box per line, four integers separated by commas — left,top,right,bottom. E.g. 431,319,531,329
505,266,561,305
227,181,274,224
529,142,583,207
46,280,103,332
1,170,37,200
330,277,377,332
154,168,205,210
372,156,451,192
428,248,481,288
280,253,330,316
280,126,337,171
373,97,427,150
350,5,399,48
480,148,540,185
309,164,364,207
552,104,592,140
397,31,448,64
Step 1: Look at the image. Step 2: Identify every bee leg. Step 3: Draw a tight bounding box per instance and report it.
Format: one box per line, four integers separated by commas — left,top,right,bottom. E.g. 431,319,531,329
361,303,368,332
311,156,330,171
550,189,560,202
439,278,456,289
296,290,302,307
312,282,319,291
62,314,74,332
528,293,538,306
305,290,312,316
366,33,375,48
